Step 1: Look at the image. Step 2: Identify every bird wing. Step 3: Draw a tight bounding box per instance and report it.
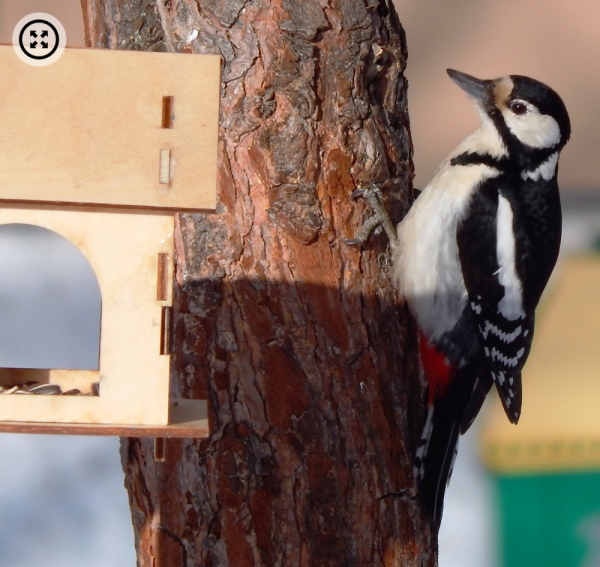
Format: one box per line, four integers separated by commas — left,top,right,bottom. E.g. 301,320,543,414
457,184,534,424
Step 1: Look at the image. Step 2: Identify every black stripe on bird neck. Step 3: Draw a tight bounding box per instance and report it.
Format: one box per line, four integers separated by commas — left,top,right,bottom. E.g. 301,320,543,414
450,152,508,170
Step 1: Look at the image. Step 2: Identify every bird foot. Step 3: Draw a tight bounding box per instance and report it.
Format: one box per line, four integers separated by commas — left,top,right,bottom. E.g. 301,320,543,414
343,183,398,246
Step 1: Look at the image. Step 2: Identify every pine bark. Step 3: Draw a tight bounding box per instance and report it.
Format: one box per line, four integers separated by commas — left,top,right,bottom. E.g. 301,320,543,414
81,0,434,565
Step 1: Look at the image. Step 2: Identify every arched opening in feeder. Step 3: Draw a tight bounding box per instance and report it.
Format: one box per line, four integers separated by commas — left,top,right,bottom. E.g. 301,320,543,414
0,223,101,396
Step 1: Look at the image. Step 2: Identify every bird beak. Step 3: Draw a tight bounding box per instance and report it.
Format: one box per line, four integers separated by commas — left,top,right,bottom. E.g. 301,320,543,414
447,69,493,104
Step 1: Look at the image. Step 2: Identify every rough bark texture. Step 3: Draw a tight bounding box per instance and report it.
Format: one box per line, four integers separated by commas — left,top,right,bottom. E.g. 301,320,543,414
82,0,434,565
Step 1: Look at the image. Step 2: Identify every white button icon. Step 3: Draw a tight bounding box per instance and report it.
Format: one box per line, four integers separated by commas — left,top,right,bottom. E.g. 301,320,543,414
12,13,66,67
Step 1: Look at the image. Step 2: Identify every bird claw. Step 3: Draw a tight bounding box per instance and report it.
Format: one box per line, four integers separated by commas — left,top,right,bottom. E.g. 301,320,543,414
351,187,367,199
342,237,363,247
343,183,398,245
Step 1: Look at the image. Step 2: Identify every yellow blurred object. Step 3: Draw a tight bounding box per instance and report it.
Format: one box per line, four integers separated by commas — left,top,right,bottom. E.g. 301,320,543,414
482,256,600,473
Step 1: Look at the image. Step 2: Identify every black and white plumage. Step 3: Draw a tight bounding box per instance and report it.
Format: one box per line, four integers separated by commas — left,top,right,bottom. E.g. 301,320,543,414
346,69,570,529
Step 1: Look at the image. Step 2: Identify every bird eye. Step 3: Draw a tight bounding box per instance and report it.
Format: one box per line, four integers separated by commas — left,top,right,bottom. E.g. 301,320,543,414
509,101,528,115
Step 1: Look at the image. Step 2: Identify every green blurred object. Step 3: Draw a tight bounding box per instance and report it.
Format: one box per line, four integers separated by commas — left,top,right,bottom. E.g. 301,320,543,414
496,472,600,567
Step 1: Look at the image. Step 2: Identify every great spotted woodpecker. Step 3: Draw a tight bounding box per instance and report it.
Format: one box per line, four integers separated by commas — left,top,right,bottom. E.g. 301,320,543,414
345,69,570,528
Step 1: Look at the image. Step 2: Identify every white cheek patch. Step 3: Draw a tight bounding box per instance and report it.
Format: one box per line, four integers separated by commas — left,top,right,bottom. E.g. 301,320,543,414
502,108,561,149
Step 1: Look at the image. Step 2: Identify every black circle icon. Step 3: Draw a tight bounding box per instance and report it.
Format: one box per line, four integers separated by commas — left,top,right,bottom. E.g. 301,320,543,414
18,19,59,60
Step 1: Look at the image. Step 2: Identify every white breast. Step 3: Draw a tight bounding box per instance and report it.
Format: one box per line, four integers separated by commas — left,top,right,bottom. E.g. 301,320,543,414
392,150,501,340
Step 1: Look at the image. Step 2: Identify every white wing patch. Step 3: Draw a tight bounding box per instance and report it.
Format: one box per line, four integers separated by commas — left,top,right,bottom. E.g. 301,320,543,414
470,301,482,315
489,346,525,368
522,152,558,181
496,195,525,321
480,320,522,343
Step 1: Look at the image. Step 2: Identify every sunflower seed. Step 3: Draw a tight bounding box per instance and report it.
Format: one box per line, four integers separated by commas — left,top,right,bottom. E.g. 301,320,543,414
62,389,82,396
29,384,62,395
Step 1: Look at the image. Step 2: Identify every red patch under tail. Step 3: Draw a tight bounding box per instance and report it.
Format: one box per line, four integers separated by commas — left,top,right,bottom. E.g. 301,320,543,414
418,331,456,404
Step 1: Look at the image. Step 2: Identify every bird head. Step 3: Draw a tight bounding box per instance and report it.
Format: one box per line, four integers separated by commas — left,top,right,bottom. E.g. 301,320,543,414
447,69,571,153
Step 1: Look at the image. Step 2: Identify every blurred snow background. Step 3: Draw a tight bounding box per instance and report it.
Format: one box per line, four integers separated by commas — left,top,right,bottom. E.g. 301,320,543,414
0,435,134,567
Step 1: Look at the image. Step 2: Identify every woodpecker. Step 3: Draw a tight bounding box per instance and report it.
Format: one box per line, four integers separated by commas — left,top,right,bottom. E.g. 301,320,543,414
345,69,570,528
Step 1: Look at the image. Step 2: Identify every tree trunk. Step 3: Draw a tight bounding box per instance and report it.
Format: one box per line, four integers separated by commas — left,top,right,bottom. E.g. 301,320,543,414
81,0,434,565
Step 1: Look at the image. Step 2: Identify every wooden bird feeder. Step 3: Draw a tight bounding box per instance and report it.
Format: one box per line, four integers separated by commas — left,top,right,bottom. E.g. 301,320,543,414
0,46,221,439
